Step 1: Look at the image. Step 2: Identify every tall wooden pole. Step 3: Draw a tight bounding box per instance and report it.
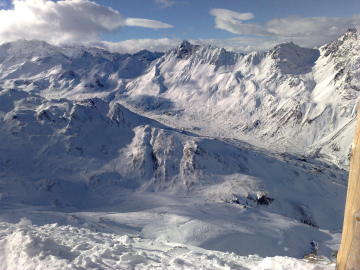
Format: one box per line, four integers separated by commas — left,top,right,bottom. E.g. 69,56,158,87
337,104,360,270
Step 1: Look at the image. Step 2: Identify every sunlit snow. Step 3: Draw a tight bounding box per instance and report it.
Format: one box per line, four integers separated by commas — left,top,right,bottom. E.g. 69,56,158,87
1,29,360,269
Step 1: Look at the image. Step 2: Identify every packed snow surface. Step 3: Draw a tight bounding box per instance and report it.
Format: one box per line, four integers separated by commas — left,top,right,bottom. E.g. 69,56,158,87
0,220,335,269
1,29,360,269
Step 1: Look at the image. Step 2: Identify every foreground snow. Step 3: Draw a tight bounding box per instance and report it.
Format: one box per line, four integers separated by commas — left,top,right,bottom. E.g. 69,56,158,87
0,219,334,270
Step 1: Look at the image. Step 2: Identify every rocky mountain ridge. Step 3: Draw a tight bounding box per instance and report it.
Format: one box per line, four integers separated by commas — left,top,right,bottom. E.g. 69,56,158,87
1,30,359,175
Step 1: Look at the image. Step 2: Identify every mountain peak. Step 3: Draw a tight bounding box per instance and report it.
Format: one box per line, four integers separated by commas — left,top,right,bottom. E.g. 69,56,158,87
345,28,357,35
180,40,191,48
268,42,319,74
0,39,65,64
176,40,199,59
321,28,360,58
1,39,57,52
270,42,302,53
133,49,164,62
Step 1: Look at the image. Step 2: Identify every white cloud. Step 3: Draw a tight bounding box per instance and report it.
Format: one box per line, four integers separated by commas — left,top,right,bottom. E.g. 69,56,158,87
0,0,125,44
210,9,254,21
100,38,180,54
210,8,360,49
125,18,173,29
210,8,269,36
0,0,173,45
195,37,278,53
266,15,359,38
266,14,360,48
99,36,275,55
154,0,176,8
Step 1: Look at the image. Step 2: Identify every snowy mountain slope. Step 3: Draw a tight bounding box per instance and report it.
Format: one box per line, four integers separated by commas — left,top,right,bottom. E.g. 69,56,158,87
0,30,359,269
0,87,348,260
0,39,163,102
118,29,360,168
0,31,359,168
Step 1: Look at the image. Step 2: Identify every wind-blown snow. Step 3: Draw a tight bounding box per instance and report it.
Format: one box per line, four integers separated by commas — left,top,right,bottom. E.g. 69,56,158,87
0,29,359,269
0,220,334,270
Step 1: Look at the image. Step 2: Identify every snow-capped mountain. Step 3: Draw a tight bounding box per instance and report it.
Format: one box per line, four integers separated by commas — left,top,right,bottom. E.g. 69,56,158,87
0,86,348,264
0,29,359,269
2,30,358,168
121,29,360,169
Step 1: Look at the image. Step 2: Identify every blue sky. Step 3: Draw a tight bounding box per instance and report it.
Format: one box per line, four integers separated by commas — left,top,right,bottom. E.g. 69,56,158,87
98,0,360,40
0,0,359,53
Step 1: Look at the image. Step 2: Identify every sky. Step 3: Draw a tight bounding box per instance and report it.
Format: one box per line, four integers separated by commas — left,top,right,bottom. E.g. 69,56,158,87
0,0,359,54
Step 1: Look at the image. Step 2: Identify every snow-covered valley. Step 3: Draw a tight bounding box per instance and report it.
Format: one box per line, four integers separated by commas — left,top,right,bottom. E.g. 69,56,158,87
1,29,360,269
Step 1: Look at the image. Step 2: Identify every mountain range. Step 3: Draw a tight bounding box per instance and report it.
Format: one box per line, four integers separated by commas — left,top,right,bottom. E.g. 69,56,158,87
0,29,359,268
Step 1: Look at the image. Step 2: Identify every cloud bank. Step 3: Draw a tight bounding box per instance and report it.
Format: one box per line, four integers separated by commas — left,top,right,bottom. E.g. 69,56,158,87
210,9,269,36
101,38,180,54
0,0,124,44
210,8,360,49
125,18,173,29
0,0,173,45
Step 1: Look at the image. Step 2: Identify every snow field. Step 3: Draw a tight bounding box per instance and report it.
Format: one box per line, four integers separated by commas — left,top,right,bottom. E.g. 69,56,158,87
0,219,335,270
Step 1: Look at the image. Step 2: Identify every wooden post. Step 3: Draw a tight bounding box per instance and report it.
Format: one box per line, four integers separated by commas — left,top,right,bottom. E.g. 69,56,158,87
337,104,360,270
